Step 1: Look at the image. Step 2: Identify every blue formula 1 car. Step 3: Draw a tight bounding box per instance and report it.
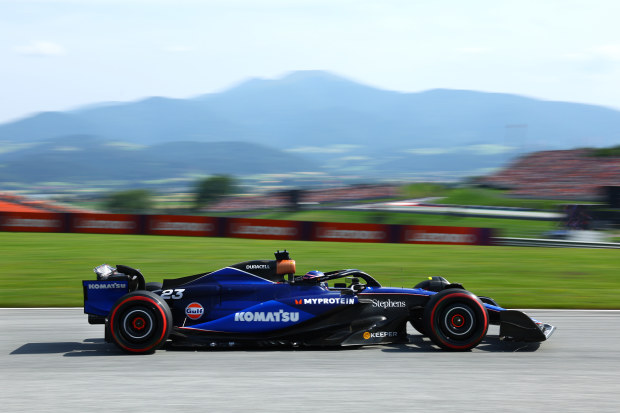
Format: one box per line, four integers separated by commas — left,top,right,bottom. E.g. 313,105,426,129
82,250,555,354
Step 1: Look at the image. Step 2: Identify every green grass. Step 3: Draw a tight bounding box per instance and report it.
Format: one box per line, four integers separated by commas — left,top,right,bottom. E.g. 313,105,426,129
1,232,618,309
257,209,556,238
436,187,568,210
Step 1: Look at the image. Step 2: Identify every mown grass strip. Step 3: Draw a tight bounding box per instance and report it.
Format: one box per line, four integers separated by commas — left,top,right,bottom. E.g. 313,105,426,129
1,232,618,308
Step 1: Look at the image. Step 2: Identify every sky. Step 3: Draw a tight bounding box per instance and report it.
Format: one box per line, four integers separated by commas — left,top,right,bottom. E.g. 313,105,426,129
2,0,620,124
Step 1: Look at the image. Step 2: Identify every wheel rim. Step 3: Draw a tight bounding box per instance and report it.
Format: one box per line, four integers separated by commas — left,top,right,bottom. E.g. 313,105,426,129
441,305,475,338
121,307,154,341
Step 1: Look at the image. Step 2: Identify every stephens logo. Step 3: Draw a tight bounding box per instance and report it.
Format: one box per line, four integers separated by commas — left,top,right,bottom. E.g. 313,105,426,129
185,302,204,320
370,299,406,309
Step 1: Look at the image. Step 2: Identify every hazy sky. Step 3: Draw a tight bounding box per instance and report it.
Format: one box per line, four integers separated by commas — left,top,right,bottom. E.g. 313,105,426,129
2,0,620,123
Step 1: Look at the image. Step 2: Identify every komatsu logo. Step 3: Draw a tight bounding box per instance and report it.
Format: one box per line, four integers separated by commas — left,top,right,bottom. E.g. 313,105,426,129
87,282,125,290
234,310,300,323
370,299,406,309
295,298,356,305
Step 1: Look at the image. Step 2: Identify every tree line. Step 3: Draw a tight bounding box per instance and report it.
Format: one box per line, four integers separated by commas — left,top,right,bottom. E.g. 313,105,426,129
104,175,236,213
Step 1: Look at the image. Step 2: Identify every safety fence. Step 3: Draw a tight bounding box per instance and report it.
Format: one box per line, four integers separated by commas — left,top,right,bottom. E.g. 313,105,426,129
0,211,495,246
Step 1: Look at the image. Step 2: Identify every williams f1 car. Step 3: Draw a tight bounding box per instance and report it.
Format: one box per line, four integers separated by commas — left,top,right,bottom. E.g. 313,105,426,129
82,250,555,354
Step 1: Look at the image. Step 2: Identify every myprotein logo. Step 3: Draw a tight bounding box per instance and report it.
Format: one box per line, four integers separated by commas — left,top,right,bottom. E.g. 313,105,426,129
185,302,204,320
234,310,299,323
370,299,406,309
295,298,356,305
87,282,126,290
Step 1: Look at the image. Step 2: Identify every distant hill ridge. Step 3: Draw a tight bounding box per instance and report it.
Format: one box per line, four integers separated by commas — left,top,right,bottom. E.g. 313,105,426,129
1,70,620,185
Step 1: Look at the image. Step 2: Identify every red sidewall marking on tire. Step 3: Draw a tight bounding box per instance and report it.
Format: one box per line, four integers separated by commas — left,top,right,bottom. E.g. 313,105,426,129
430,293,488,350
109,295,168,353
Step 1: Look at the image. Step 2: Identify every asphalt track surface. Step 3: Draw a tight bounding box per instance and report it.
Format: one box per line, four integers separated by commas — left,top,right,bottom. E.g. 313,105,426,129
2,309,619,412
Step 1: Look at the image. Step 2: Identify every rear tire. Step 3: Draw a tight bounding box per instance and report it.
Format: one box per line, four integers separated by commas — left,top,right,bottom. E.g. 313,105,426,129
108,290,172,354
424,289,488,351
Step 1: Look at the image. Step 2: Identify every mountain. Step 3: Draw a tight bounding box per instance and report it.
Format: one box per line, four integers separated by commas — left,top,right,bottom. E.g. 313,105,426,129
1,70,620,185
0,135,314,184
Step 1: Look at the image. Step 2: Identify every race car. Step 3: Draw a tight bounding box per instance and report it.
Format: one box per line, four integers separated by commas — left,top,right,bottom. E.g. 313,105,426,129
82,250,555,354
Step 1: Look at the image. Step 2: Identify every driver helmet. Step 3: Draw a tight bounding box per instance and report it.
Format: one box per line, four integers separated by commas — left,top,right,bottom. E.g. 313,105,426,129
302,270,324,280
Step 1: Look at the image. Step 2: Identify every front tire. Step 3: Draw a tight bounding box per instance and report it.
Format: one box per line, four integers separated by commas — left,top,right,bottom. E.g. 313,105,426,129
108,290,172,354
424,289,488,351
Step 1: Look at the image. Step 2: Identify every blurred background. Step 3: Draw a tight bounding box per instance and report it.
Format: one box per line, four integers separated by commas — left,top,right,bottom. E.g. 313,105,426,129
1,0,619,241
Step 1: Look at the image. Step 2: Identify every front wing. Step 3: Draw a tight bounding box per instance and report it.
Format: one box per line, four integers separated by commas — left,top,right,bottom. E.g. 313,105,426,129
499,310,556,342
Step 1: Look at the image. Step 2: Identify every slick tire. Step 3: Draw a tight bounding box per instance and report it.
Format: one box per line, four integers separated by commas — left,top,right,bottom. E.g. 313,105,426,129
108,290,172,354
424,289,488,351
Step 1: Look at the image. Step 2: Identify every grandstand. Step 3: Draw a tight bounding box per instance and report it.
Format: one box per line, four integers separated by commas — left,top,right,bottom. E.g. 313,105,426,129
0,193,97,213
204,185,399,212
479,149,620,200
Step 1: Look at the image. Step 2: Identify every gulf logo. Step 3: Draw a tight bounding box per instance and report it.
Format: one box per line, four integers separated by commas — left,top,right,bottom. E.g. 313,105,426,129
185,302,204,320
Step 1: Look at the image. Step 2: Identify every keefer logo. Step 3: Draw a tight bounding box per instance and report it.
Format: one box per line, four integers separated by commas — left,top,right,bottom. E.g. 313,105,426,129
295,298,356,305
87,282,126,290
185,302,204,320
370,299,406,309
234,310,300,323
363,331,398,339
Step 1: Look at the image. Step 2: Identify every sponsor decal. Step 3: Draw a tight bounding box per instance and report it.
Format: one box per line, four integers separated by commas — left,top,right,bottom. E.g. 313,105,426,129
406,230,476,244
76,219,135,230
370,299,406,309
185,302,204,320
246,264,271,270
151,221,213,232
363,331,398,339
234,310,300,323
5,218,61,228
295,297,356,305
87,282,126,290
318,229,385,240
232,225,297,237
